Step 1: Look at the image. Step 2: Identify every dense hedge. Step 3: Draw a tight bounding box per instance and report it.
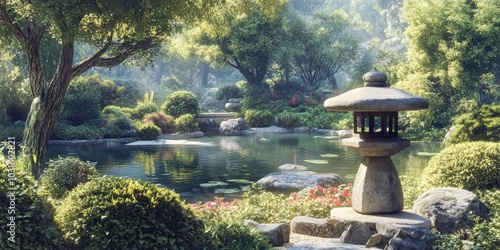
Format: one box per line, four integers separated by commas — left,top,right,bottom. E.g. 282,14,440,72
40,157,99,199
422,141,500,190
175,114,199,133
136,122,161,140
244,109,273,127
0,153,65,249
142,112,175,134
55,177,204,249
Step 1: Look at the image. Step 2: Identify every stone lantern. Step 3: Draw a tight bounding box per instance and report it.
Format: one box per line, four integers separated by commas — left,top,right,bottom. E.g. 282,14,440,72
324,69,428,214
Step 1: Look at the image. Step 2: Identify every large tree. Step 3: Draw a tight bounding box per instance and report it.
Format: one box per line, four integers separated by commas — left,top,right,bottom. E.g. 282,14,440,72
191,0,288,85
403,0,500,107
283,11,360,90
0,0,217,178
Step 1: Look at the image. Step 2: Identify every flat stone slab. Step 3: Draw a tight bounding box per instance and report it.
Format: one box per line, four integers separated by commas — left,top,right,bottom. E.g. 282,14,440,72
286,241,379,250
330,207,431,228
126,139,215,147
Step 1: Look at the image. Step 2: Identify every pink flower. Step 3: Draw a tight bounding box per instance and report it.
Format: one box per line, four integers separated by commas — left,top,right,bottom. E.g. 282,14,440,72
334,198,342,207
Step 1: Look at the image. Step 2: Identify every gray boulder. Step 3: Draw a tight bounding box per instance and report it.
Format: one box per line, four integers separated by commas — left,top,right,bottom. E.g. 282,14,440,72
375,223,435,250
256,171,345,190
412,187,490,234
244,220,290,246
278,164,308,172
219,118,251,136
339,221,374,245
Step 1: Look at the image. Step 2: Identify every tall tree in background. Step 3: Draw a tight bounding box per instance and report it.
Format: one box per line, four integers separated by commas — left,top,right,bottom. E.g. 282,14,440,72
404,0,500,107
284,11,360,90
0,0,217,178
192,0,288,85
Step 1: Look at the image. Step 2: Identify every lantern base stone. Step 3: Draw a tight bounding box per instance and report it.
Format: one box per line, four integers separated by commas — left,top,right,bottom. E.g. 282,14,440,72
352,156,404,214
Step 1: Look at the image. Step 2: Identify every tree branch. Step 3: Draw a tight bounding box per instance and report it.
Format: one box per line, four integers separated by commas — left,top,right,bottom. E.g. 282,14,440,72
0,2,26,43
71,39,157,78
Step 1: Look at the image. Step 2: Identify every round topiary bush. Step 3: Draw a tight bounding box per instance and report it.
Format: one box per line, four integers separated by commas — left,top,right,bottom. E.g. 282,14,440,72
422,141,500,190
40,156,99,199
55,177,203,249
277,111,301,128
244,109,273,127
136,122,161,140
162,90,199,118
215,84,243,103
0,153,65,249
142,112,175,134
175,114,199,133
131,103,158,120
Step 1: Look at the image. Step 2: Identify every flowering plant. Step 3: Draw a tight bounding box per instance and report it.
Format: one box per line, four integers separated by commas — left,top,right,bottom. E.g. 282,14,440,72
191,197,239,215
288,184,353,207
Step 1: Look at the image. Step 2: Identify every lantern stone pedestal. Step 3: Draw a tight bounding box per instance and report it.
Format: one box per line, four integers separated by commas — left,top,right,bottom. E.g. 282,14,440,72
344,137,409,214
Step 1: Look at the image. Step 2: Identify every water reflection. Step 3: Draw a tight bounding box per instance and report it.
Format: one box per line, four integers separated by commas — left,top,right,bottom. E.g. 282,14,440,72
47,135,442,203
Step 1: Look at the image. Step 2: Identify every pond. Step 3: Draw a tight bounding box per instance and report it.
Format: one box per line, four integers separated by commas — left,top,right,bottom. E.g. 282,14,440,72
47,133,442,203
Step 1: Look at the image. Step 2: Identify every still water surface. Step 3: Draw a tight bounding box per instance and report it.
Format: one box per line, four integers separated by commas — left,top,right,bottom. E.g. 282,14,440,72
47,133,442,203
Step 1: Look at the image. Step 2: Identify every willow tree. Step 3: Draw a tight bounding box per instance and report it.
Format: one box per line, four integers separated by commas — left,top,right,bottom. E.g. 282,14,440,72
0,0,217,178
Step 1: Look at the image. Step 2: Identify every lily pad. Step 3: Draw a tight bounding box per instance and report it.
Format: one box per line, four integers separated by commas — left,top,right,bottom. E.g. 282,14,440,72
214,188,240,194
240,185,251,191
304,159,329,164
320,154,339,158
227,179,254,184
417,152,439,156
200,181,228,188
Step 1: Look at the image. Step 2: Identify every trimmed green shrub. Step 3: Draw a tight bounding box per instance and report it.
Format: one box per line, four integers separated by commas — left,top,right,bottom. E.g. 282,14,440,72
215,84,243,102
162,90,199,118
60,124,104,140
468,189,500,249
422,142,500,190
244,109,273,127
136,122,161,140
102,105,129,119
175,114,199,133
142,112,175,134
277,111,301,128
131,103,158,120
55,177,203,249
0,151,65,249
300,106,349,129
448,104,500,144
201,216,273,249
40,156,99,199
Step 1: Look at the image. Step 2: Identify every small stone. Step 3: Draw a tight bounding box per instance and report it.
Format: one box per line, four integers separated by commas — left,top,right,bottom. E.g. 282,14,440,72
365,233,383,248
339,221,375,245
291,216,345,238
278,164,308,172
246,221,290,246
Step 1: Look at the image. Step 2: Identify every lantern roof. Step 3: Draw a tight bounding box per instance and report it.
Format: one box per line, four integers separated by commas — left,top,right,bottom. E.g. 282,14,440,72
324,69,429,112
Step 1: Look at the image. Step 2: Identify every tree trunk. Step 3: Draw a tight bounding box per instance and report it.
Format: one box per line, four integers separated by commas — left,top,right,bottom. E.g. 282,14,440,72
199,62,210,87
23,96,63,178
153,59,166,84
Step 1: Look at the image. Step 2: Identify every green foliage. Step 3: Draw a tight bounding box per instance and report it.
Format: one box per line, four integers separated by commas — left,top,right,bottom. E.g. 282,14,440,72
102,105,130,119
432,234,464,250
216,84,243,102
136,123,161,140
468,189,500,249
57,124,104,140
131,103,158,120
142,112,175,134
277,111,301,128
232,189,292,223
101,116,136,138
201,216,273,250
175,114,199,133
0,124,25,142
60,76,102,125
422,142,500,190
244,109,273,127
448,104,500,144
40,156,99,199
55,176,203,249
400,175,427,210
300,106,349,129
162,90,199,118
0,148,65,249
404,0,500,106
